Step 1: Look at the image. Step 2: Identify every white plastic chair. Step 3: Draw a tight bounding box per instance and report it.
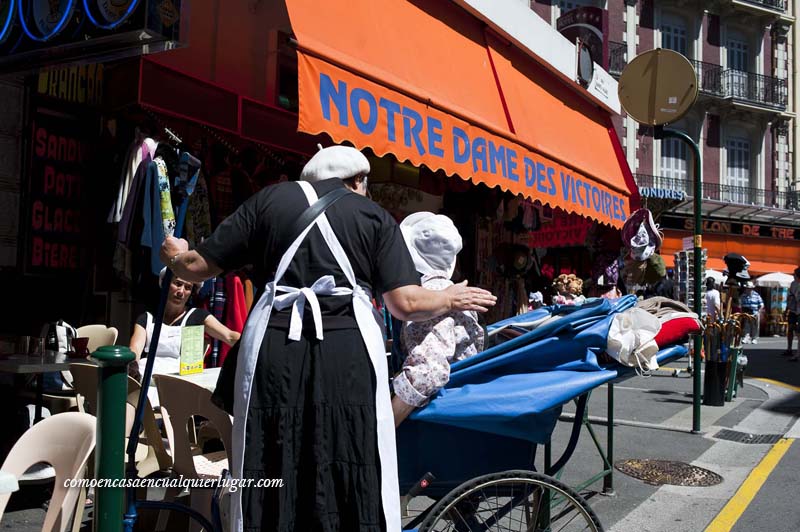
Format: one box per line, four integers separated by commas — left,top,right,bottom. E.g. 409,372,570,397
155,375,232,532
56,324,118,392
75,324,119,353
0,412,96,532
70,363,171,477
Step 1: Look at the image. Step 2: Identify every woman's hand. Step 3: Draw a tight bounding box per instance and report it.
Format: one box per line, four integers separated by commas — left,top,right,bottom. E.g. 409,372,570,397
160,236,190,266
445,281,497,313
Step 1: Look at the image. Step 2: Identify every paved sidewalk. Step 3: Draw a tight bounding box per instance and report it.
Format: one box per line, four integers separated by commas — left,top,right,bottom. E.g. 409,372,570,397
550,336,800,532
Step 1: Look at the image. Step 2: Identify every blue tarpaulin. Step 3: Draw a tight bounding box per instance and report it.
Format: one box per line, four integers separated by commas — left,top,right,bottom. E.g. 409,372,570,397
403,297,688,443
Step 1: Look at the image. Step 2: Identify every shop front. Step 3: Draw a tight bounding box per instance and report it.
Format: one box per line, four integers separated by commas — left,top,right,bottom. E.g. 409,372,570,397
660,215,800,275
2,0,640,339
283,0,638,319
660,216,800,335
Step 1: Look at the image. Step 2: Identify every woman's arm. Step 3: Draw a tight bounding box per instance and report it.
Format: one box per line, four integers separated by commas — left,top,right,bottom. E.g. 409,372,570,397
203,315,241,346
383,281,496,322
160,236,223,283
129,324,147,360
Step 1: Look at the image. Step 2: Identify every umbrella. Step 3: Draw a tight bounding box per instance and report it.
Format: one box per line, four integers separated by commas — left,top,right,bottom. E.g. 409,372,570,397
704,269,727,285
754,272,793,288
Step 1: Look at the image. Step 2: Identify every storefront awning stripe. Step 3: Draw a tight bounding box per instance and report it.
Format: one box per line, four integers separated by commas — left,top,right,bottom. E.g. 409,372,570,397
286,0,633,228
662,231,800,275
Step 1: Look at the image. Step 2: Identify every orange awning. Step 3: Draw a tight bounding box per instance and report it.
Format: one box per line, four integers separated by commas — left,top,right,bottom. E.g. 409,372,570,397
662,231,800,275
286,0,635,228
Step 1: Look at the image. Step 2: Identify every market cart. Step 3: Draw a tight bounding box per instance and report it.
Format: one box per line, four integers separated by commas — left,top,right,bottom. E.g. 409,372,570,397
397,297,688,531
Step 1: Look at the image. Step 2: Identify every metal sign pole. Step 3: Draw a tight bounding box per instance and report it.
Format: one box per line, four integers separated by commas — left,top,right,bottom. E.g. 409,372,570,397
655,126,703,433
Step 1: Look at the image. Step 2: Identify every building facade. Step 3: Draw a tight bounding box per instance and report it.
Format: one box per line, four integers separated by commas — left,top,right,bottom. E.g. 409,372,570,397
532,0,799,274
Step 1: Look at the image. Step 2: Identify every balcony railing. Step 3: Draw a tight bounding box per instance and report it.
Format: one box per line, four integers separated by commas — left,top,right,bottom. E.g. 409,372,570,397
689,60,724,96
721,69,788,108
608,41,626,76
737,0,787,13
688,60,786,109
635,173,799,210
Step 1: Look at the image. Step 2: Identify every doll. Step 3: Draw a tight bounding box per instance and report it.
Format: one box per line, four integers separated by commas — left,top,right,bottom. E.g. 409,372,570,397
552,274,586,306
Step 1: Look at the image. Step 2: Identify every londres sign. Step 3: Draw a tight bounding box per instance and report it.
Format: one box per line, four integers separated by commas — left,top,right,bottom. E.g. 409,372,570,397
0,1,184,72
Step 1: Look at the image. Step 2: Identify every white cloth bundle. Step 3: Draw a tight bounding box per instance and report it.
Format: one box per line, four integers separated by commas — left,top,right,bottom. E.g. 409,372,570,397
400,212,463,278
606,307,662,371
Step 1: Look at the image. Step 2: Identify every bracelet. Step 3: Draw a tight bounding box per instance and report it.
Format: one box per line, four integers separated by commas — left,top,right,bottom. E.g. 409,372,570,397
169,252,184,268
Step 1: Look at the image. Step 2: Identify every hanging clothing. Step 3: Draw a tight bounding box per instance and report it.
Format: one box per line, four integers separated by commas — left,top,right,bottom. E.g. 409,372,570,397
209,167,236,227
155,157,176,238
141,160,167,276
114,154,155,281
136,308,209,405
109,138,157,223
186,171,213,248
244,278,254,311
195,178,419,532
209,276,226,367
220,273,247,365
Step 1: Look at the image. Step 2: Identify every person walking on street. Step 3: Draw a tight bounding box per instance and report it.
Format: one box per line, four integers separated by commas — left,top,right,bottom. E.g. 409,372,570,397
705,277,721,323
741,281,763,344
787,268,800,359
160,145,497,532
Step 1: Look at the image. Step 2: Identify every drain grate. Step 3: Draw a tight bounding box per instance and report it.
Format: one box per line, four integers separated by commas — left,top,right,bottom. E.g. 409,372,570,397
615,459,723,487
714,429,783,445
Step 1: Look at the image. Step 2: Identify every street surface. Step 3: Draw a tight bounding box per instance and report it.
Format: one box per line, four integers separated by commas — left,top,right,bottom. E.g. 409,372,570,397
3,337,800,531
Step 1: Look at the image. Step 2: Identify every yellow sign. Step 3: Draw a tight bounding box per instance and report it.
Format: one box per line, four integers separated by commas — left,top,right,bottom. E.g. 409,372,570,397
37,64,104,106
179,325,204,375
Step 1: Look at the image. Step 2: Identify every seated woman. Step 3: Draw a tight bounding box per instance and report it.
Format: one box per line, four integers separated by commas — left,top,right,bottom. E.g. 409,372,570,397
129,268,240,405
391,212,484,426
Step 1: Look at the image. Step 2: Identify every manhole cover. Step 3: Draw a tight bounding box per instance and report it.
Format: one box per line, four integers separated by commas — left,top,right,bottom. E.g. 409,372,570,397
714,429,783,444
615,459,723,487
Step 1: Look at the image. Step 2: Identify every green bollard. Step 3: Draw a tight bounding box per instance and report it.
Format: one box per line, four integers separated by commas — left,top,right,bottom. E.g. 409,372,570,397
90,346,135,532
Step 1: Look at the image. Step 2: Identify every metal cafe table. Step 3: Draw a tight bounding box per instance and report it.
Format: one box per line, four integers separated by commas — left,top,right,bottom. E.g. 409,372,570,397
0,352,81,423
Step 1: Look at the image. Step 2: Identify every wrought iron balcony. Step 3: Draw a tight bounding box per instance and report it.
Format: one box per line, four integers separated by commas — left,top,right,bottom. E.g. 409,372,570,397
635,173,799,210
608,41,626,77
688,61,786,110
721,69,787,108
689,60,724,96
734,0,787,13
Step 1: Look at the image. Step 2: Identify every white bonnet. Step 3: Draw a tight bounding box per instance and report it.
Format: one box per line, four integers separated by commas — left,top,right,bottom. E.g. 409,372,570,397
400,212,463,279
300,145,370,182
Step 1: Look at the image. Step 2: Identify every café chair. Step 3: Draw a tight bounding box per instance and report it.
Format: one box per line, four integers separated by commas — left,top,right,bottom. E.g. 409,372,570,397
0,412,95,532
75,324,118,353
70,363,172,477
154,375,233,532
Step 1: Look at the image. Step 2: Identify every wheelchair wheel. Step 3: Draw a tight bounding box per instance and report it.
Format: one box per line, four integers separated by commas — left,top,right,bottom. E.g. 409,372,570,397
419,470,603,532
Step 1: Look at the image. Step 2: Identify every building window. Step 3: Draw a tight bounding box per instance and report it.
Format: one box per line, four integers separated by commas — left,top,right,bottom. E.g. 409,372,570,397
727,36,750,71
661,17,688,56
726,31,750,100
661,138,688,184
725,136,751,204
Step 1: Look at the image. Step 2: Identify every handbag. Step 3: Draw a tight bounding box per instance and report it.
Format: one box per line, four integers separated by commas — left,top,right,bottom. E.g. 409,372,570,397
211,185,352,415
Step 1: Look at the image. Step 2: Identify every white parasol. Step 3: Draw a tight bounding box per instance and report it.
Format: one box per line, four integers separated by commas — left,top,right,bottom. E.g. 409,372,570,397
754,272,794,288
704,269,727,285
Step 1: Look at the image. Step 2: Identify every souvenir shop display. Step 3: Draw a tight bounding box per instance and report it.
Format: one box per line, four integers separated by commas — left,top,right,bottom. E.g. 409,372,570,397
619,208,666,295
674,249,707,312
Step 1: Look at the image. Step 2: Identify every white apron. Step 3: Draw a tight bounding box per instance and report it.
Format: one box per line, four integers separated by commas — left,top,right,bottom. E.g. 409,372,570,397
230,181,400,532
138,308,198,406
